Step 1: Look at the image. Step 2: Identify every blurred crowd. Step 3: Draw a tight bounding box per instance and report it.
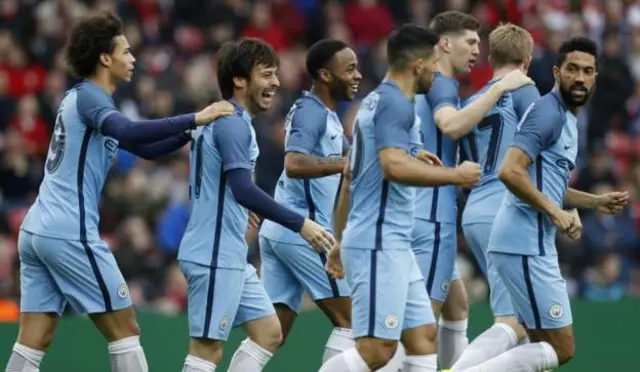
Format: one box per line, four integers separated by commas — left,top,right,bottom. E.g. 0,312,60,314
1,0,640,320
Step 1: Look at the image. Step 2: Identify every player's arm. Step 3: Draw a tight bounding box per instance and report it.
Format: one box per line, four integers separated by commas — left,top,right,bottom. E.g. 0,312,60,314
433,71,533,140
333,161,351,242
563,188,599,210
284,108,346,178
215,118,306,232
376,100,472,187
119,132,191,160
498,104,563,215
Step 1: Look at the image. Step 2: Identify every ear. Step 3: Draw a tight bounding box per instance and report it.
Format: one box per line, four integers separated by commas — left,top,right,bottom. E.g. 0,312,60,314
552,65,560,82
522,55,532,72
319,69,332,84
99,53,111,68
440,36,452,54
233,76,247,90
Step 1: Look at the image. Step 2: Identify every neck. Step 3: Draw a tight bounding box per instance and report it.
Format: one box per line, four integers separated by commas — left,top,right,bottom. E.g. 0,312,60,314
232,92,257,117
88,70,117,95
310,83,337,110
437,57,455,77
491,64,521,80
385,69,417,100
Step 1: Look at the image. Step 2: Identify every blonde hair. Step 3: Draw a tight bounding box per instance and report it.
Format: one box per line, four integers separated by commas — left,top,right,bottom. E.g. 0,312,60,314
489,23,533,68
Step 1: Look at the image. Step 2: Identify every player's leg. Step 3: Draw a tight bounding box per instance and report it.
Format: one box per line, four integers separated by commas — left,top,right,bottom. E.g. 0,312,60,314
438,268,469,369
400,252,439,372
452,224,526,370
179,261,245,372
320,249,422,371
264,237,354,363
455,253,569,372
258,237,305,344
6,231,63,372
228,264,282,371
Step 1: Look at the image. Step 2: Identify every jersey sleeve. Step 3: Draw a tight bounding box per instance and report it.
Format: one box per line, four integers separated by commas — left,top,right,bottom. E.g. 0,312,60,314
285,104,328,155
427,75,459,113
512,84,541,120
213,116,253,172
374,94,413,151
76,87,118,132
511,101,563,161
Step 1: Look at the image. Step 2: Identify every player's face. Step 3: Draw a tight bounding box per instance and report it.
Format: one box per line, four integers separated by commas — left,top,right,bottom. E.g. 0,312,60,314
247,64,280,112
327,48,362,101
107,35,136,83
554,51,597,107
447,30,480,73
415,47,439,94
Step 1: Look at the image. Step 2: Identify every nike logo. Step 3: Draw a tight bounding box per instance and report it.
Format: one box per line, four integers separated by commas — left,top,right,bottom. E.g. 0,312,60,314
564,145,571,150
331,134,338,140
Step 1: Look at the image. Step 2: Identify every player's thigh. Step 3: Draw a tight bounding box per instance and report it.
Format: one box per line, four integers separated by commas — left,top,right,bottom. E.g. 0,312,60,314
18,231,65,316
462,223,490,276
179,260,244,341
486,253,516,318
343,248,415,341
490,252,572,330
412,221,456,302
32,236,132,315
259,237,305,313
270,238,350,302
402,255,437,343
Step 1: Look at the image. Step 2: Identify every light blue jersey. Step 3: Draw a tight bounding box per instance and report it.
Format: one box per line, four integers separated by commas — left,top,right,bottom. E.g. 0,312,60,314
414,73,459,223
462,83,540,225
342,80,416,250
178,101,260,270
342,79,434,340
259,91,350,312
22,80,119,241
260,91,347,243
490,90,578,257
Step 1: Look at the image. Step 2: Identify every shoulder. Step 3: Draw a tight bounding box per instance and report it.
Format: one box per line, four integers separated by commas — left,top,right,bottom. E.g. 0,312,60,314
377,86,413,115
292,96,329,124
75,81,114,108
212,114,251,138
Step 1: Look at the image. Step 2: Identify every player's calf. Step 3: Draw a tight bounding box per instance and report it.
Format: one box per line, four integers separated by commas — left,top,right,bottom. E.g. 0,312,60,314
90,307,148,372
357,337,399,370
227,314,282,372
5,313,57,372
438,279,469,369
400,324,438,371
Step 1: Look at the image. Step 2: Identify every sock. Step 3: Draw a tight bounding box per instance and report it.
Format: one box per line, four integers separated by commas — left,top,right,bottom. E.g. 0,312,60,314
227,338,273,371
108,336,148,372
376,342,405,372
323,328,355,364
402,354,437,372
451,323,518,370
437,318,469,368
458,342,559,372
182,355,216,372
319,347,371,372
5,343,44,372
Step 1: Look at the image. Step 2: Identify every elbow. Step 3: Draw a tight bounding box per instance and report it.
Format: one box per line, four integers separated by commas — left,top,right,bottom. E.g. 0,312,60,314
381,162,401,182
284,155,306,179
498,164,519,187
439,122,463,140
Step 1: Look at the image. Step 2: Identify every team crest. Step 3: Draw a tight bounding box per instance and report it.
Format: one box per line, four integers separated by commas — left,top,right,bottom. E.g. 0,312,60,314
384,314,399,330
117,283,129,298
220,315,230,330
549,304,563,319
441,279,450,294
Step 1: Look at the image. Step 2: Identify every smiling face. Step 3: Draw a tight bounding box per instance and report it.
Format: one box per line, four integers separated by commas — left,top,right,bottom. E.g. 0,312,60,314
245,63,280,112
325,47,362,101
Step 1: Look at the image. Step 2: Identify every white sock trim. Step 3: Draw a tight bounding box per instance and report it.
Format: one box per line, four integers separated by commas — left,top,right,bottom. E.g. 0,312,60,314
539,342,559,369
492,323,519,347
241,338,273,366
439,318,468,331
108,336,141,354
342,348,370,371
404,354,437,367
13,343,45,366
185,354,216,370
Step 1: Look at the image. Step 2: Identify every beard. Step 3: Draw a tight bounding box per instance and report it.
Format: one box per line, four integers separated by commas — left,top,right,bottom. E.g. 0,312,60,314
558,79,591,107
329,74,351,102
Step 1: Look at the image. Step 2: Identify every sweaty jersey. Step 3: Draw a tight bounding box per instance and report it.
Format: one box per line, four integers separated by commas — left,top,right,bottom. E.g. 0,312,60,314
462,82,541,225
490,90,578,256
260,91,347,244
178,101,260,270
341,80,416,250
22,80,119,241
414,73,460,223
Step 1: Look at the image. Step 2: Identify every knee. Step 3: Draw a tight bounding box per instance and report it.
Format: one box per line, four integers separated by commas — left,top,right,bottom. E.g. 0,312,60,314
251,319,283,352
403,324,437,356
18,314,58,351
190,338,224,364
553,339,575,365
357,339,398,370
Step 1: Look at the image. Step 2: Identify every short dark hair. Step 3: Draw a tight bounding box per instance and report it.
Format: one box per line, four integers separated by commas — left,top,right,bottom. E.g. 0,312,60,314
555,37,598,67
216,38,279,100
306,39,349,79
65,11,123,78
430,11,480,35
387,24,440,69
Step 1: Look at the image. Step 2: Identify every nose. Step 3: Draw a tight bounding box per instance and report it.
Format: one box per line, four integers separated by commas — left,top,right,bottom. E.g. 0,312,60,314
272,74,280,88
355,69,363,81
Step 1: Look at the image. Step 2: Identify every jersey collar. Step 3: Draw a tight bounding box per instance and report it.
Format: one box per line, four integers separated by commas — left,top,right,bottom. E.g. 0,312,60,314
228,99,253,123
302,91,331,111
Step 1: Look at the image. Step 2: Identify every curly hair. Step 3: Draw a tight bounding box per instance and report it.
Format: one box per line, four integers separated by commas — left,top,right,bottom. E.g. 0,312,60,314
65,11,123,78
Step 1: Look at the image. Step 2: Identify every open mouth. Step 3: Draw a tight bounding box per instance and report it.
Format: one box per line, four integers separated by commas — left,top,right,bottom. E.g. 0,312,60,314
262,90,275,99
349,83,359,94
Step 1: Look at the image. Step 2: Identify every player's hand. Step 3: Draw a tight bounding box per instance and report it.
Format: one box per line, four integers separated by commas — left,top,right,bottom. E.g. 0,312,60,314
416,150,443,166
324,243,345,280
496,69,534,92
194,101,235,126
549,208,582,240
300,219,335,253
454,161,481,188
595,191,630,214
248,212,262,229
